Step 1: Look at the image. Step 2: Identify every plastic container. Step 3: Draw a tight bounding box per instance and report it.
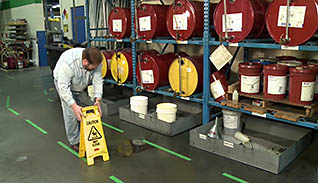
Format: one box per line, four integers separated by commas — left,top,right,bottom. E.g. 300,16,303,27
289,66,316,105
156,103,178,123
210,71,228,102
263,64,289,100
222,109,242,136
306,64,318,100
239,62,263,94
213,0,269,42
130,96,148,115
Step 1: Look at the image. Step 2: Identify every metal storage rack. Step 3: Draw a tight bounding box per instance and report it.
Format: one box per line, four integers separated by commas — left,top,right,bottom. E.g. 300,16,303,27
85,0,318,130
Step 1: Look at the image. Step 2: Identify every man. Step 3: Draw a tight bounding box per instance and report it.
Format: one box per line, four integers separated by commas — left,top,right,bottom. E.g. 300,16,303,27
53,47,103,151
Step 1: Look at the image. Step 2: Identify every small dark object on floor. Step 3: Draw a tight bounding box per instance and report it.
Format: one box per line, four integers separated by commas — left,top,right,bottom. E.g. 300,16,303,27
131,139,147,153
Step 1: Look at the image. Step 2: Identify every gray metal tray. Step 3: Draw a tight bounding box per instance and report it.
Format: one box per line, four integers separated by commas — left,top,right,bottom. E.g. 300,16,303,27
119,96,202,136
190,115,313,174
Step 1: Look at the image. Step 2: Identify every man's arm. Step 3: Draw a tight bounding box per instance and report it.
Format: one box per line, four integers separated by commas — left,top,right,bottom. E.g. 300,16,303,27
92,64,103,115
92,64,103,100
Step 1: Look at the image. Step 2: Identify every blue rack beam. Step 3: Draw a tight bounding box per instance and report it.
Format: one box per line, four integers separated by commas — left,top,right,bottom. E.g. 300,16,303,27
131,0,137,95
104,79,135,89
89,37,131,42
210,40,318,51
136,38,204,45
85,0,91,47
202,0,211,125
138,86,203,104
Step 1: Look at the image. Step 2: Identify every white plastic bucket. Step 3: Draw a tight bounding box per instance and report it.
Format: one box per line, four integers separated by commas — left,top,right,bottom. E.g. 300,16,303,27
222,109,242,135
156,103,177,123
130,96,148,115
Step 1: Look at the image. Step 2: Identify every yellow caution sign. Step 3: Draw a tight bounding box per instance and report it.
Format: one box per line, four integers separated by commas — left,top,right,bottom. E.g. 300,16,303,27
79,106,109,166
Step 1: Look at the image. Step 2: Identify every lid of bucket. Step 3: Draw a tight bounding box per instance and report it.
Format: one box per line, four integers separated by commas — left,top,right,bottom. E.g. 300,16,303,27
222,109,242,116
290,66,315,74
156,103,177,109
239,62,262,69
278,60,302,67
264,64,288,71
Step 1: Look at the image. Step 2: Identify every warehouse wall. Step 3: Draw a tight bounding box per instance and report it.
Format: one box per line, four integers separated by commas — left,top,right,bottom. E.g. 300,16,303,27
59,0,85,40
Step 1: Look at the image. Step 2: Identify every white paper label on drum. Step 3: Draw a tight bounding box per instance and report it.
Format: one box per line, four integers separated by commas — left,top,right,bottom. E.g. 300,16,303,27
223,115,238,129
141,70,154,84
277,6,306,28
107,59,111,68
112,19,122,32
241,75,260,93
210,80,225,99
222,13,242,32
301,82,315,101
118,66,124,75
139,16,151,32
187,68,192,73
268,75,287,95
173,14,187,30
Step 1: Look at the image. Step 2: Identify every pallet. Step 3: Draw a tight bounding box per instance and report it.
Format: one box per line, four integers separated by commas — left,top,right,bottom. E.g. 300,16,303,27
223,82,318,122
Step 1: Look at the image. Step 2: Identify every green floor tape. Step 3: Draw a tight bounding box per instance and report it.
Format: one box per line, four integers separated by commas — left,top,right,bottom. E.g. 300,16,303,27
6,96,10,108
48,99,54,102
25,120,48,135
109,176,124,183
57,141,87,162
102,122,124,133
8,108,19,116
222,173,249,183
43,89,47,96
142,140,191,161
5,75,14,79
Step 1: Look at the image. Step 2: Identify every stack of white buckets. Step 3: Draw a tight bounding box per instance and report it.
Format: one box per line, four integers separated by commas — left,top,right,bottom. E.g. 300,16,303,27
130,96,178,123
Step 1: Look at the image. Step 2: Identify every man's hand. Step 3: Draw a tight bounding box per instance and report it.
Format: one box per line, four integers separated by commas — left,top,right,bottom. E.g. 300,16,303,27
71,103,83,121
95,98,102,117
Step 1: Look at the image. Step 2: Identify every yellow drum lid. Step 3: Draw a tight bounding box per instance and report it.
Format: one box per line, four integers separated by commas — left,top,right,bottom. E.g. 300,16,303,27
168,57,198,97
111,52,129,84
100,51,107,78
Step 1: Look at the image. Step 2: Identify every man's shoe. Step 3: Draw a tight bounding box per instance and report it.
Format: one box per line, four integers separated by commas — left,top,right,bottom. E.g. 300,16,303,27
70,143,79,152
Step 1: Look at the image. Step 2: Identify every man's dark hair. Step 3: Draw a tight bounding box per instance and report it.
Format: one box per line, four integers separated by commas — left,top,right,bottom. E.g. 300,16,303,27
82,47,103,66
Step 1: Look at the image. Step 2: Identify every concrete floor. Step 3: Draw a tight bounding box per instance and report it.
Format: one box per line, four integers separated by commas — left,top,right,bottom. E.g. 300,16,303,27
0,67,318,183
